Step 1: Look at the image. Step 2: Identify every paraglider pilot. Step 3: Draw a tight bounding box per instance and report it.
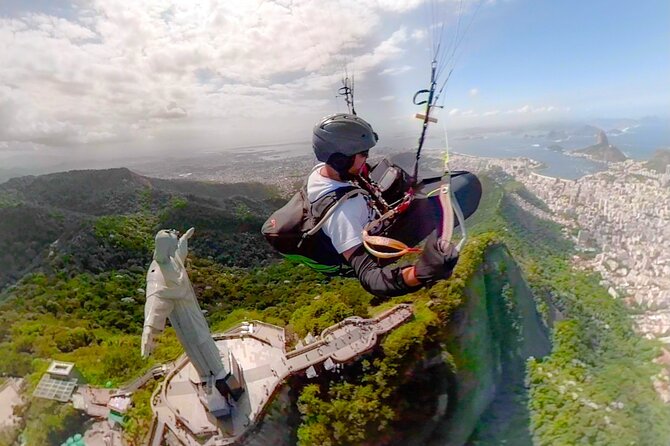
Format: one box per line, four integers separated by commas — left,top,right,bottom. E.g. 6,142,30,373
264,113,482,298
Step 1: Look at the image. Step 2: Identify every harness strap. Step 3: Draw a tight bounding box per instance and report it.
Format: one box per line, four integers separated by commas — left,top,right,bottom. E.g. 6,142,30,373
361,173,467,259
433,177,467,253
451,185,467,251
439,182,455,247
305,188,367,237
361,200,421,259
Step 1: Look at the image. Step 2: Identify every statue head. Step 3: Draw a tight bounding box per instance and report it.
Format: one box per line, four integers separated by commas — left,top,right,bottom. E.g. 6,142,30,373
154,229,179,264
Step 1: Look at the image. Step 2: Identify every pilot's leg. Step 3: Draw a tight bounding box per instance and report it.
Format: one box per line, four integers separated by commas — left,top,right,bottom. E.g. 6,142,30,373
385,171,482,248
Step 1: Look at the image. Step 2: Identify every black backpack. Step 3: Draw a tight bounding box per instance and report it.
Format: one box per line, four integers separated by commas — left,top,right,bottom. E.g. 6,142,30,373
261,184,367,274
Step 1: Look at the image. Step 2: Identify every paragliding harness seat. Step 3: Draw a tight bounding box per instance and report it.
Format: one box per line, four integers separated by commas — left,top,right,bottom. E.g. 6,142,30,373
261,158,482,274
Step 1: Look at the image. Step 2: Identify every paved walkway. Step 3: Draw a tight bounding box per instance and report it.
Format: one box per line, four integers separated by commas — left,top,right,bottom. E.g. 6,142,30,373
0,378,24,429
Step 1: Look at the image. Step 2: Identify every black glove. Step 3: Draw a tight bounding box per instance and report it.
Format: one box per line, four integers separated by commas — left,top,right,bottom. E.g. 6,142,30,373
414,232,459,284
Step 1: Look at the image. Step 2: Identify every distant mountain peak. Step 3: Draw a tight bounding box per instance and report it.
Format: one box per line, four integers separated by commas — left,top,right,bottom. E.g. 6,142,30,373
573,128,627,163
596,130,609,146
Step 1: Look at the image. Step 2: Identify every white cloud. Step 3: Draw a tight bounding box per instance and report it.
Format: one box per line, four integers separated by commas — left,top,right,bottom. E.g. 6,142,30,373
354,28,409,73
469,88,479,97
0,0,508,153
379,65,414,76
410,29,427,42
505,104,564,114
374,0,425,13
0,0,410,150
448,105,565,119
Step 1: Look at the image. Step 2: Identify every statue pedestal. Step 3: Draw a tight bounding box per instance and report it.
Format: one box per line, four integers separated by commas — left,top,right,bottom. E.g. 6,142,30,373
150,309,415,445
201,385,230,419
156,335,281,443
183,351,246,418
221,351,245,401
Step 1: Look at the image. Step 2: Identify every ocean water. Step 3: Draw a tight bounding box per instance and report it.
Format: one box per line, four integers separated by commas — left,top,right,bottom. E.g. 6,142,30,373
449,135,604,179
415,122,670,180
607,122,670,159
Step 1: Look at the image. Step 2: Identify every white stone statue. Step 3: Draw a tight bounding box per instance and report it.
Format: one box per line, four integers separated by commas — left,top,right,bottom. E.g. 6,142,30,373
141,227,226,381
141,228,245,417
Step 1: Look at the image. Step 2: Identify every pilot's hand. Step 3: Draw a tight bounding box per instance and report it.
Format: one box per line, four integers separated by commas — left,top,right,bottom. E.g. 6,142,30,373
414,232,459,285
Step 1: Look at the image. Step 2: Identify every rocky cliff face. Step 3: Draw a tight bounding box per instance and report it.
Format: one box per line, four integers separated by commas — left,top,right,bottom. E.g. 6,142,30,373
418,244,551,445
390,243,551,446
596,130,609,146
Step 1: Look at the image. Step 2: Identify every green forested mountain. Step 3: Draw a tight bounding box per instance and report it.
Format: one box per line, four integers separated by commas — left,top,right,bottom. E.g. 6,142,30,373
0,168,281,288
1,168,668,446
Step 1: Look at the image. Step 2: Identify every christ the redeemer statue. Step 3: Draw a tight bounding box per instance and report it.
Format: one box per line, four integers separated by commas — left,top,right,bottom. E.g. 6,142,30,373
141,228,244,415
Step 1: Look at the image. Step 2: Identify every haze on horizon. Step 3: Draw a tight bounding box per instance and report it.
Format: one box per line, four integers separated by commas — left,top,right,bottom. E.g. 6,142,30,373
0,0,668,167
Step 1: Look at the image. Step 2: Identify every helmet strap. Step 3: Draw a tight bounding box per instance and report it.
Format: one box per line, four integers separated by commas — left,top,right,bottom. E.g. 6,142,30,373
327,153,356,181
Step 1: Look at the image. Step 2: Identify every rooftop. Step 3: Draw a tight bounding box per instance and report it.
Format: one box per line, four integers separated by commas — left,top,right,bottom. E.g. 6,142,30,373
33,375,77,402
34,361,78,402
47,361,75,377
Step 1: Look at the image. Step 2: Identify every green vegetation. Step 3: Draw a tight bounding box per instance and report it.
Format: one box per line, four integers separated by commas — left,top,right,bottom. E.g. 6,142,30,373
290,292,357,337
93,214,158,254
2,168,667,445
19,399,87,446
0,191,21,209
503,179,551,213
0,169,281,443
477,177,670,445
297,382,394,445
295,236,494,446
124,383,158,445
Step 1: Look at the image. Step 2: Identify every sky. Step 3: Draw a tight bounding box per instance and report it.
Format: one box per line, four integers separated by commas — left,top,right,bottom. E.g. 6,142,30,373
0,0,668,161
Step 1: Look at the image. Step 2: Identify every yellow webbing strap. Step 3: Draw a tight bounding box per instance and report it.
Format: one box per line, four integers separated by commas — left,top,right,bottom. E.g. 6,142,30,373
362,230,422,259
361,203,423,259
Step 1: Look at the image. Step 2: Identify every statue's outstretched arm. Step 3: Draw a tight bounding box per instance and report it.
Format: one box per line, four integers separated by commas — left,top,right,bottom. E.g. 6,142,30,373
177,227,195,263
